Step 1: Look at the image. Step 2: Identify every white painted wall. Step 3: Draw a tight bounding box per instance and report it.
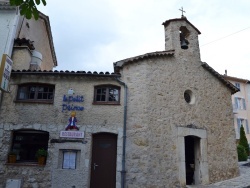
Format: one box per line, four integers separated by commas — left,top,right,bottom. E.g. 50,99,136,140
0,6,19,57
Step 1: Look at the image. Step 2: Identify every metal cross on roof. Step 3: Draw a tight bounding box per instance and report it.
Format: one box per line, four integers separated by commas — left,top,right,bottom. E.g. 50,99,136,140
179,7,186,18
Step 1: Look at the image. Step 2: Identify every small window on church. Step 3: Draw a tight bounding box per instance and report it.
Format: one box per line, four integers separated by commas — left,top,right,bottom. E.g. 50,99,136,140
184,92,191,103
184,90,195,104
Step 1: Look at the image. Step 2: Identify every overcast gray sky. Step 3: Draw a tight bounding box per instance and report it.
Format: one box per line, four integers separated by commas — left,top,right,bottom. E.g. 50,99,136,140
38,0,250,79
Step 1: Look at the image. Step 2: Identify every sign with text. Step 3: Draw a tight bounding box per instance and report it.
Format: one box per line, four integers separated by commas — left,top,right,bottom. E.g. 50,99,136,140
0,54,13,92
62,94,84,112
60,131,84,138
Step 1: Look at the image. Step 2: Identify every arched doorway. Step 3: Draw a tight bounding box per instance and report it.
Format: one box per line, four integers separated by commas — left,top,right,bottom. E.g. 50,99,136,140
90,133,117,188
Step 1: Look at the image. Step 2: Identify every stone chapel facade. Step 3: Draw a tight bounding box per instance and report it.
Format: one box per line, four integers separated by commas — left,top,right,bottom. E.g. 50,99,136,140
0,7,240,188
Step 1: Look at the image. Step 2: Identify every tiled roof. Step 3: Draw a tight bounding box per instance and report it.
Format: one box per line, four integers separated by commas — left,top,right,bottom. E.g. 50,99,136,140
201,62,239,94
114,50,175,72
11,69,120,77
14,38,35,50
162,18,201,34
223,75,249,83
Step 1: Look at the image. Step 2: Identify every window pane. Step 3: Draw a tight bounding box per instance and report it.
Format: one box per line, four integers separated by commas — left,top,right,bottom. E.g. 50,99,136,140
11,131,49,162
27,86,35,99
96,88,107,101
63,151,76,169
29,93,35,99
95,86,119,103
29,86,36,92
38,87,44,92
101,95,106,101
108,88,118,101
49,94,53,99
96,95,101,101
17,84,54,102
38,93,43,99
18,87,28,99
97,88,106,95
43,87,48,92
43,93,48,99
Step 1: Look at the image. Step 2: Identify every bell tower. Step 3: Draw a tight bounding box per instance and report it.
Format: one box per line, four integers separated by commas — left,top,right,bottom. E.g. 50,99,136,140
162,15,201,60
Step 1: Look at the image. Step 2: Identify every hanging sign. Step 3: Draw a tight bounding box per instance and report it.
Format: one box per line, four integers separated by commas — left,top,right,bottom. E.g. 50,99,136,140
0,54,13,92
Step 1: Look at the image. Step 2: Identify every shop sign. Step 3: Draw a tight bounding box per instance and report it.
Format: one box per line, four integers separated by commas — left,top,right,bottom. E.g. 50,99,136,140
60,131,84,138
0,54,13,92
62,94,84,112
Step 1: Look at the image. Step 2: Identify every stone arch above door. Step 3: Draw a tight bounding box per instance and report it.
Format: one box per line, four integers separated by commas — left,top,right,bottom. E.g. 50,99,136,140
177,127,209,186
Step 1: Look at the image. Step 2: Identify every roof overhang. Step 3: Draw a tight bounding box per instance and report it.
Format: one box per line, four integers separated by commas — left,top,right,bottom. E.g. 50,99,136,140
162,17,201,35
11,69,120,78
201,62,239,94
113,50,175,73
223,75,249,83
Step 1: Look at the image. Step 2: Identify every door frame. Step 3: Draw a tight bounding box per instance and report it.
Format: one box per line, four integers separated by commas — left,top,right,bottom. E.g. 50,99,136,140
90,132,118,188
177,127,209,186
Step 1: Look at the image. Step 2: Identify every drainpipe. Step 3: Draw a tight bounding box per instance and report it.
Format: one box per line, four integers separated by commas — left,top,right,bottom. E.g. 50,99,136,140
115,77,127,188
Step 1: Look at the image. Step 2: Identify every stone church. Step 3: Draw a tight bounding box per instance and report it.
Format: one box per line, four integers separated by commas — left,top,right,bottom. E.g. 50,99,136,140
0,3,239,187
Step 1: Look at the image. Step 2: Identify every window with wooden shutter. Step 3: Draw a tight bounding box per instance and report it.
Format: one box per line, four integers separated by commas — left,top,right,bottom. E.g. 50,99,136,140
246,120,249,134
242,99,246,110
237,118,241,133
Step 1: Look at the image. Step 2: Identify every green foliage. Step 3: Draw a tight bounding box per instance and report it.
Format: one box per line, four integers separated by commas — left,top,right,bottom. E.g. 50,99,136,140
237,144,248,161
10,0,47,20
239,125,249,156
35,148,48,158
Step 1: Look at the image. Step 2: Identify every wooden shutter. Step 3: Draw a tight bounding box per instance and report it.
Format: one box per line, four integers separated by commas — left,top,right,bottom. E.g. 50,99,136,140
235,97,238,109
242,98,246,110
237,118,241,133
246,120,249,134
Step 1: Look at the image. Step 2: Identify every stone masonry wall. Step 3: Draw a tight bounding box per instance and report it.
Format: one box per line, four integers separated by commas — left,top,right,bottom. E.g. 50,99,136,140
121,55,239,187
0,75,124,188
12,47,32,70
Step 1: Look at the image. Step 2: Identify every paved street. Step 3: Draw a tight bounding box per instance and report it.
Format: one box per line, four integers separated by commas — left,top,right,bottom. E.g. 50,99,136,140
187,161,250,188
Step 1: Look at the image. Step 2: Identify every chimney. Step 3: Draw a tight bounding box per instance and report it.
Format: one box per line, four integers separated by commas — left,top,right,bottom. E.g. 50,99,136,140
30,50,42,71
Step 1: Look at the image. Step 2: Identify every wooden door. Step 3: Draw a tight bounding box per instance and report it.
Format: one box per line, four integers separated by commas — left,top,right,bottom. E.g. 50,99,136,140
90,133,117,188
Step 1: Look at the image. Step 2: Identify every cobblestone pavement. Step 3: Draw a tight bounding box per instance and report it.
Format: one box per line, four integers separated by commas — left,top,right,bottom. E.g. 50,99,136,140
187,161,250,188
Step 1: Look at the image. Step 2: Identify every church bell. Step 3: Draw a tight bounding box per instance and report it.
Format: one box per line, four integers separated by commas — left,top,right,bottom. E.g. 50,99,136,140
181,39,188,49
180,33,189,49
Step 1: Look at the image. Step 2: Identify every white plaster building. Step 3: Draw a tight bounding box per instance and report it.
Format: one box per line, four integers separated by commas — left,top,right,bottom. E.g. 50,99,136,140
224,75,250,146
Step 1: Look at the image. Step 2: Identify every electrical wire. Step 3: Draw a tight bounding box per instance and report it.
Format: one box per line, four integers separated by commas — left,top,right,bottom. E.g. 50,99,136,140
201,26,250,47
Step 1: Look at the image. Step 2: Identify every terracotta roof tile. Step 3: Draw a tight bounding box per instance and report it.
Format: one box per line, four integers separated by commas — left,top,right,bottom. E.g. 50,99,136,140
114,50,175,72
11,69,120,77
223,75,249,83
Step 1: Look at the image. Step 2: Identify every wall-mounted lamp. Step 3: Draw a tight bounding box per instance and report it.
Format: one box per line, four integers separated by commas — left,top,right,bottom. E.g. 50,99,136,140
68,88,75,95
